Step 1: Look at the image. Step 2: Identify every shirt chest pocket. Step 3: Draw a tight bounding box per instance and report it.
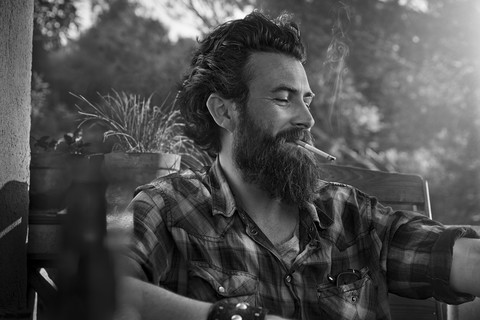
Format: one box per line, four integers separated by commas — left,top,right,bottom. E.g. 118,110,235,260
187,262,258,305
316,267,377,320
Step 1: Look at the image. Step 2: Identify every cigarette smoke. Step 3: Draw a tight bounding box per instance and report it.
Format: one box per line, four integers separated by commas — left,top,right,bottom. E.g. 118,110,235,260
324,1,351,126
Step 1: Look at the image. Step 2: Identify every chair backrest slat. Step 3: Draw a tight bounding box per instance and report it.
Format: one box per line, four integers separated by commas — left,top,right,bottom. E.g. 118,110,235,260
319,164,428,214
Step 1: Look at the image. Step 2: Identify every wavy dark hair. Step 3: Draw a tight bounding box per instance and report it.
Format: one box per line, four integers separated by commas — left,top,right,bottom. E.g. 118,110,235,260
175,11,306,155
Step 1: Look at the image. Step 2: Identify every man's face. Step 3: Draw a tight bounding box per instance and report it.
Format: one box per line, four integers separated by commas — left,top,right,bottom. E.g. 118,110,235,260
232,52,321,204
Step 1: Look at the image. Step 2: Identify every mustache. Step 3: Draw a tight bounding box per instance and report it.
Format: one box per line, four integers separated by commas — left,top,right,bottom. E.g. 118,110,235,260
275,128,313,144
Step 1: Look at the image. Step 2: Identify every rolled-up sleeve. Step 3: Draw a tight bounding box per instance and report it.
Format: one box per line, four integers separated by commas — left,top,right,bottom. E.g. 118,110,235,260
382,206,479,303
429,226,479,304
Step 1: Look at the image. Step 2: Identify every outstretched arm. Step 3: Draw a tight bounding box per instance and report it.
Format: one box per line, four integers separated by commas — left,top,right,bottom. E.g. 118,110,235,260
115,277,290,320
450,238,480,296
115,277,211,320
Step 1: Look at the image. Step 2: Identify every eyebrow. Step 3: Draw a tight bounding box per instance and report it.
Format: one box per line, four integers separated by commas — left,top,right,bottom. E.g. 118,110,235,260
270,85,315,98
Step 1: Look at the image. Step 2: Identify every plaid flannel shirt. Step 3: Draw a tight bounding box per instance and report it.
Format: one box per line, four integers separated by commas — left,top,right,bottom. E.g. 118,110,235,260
124,159,477,320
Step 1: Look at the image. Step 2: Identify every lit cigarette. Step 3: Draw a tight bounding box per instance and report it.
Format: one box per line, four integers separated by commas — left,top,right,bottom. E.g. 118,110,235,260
295,140,336,161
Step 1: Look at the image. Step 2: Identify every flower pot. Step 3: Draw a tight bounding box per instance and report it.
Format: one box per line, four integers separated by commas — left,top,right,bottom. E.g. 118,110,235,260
102,152,181,216
29,153,105,211
29,153,72,211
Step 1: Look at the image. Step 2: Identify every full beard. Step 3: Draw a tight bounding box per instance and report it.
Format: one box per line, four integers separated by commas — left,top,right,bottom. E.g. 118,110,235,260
233,110,322,205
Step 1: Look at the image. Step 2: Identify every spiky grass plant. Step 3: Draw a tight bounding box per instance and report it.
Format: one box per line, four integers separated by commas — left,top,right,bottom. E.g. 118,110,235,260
74,91,212,169
74,91,169,152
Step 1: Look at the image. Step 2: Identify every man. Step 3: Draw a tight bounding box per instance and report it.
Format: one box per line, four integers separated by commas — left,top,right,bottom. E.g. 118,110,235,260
118,11,480,320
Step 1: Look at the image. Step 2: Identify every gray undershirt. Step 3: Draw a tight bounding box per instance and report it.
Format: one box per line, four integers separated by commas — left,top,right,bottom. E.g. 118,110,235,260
275,222,300,269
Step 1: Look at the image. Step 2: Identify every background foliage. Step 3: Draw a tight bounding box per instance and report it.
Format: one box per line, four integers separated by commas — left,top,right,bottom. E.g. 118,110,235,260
31,0,480,225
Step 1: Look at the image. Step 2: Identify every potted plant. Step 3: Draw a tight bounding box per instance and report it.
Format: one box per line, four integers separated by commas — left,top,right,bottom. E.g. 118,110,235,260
74,90,212,215
29,130,90,211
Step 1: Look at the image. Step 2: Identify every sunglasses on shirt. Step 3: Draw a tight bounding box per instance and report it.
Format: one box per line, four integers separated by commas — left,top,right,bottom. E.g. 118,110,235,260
327,268,361,287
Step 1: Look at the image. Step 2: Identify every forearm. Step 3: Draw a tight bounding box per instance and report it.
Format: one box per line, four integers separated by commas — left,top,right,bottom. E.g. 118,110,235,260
116,276,212,320
115,277,289,320
450,238,480,296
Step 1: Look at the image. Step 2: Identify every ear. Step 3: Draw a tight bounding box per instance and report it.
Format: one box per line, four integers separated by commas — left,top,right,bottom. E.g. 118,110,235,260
206,93,237,132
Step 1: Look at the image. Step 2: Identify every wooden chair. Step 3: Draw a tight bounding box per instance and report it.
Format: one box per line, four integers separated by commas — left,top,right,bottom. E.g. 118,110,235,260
318,163,446,320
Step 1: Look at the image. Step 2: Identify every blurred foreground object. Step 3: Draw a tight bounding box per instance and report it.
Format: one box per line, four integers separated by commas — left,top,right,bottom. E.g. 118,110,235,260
56,154,116,320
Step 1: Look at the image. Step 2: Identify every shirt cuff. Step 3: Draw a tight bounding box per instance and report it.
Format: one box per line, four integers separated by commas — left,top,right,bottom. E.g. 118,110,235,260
430,226,480,304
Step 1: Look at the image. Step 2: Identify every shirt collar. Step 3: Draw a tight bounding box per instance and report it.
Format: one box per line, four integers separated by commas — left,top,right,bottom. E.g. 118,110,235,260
208,158,237,218
301,180,335,230
304,205,333,230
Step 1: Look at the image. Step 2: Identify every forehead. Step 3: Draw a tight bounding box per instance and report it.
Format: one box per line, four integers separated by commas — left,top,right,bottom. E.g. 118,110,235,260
245,52,311,95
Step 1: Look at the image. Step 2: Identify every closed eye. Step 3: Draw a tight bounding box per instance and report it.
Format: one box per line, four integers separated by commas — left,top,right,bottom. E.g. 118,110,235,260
304,96,314,108
274,98,289,106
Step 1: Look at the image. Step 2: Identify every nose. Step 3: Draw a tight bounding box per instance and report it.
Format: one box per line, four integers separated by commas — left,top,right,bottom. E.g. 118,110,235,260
292,100,315,129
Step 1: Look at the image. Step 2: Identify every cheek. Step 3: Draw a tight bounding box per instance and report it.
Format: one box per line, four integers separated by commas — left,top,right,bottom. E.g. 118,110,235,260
250,109,288,136
246,99,292,136
266,114,292,137
257,117,274,134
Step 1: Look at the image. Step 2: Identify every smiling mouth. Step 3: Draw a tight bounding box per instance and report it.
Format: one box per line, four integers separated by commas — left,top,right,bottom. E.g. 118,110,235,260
293,140,336,161
277,129,312,144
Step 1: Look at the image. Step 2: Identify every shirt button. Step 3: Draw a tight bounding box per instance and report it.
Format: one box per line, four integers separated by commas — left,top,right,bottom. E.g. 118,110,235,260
285,275,292,284
236,302,248,310
218,286,225,293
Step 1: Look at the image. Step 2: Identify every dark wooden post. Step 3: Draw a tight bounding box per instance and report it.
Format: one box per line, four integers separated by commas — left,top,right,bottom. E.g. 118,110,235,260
55,154,116,320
